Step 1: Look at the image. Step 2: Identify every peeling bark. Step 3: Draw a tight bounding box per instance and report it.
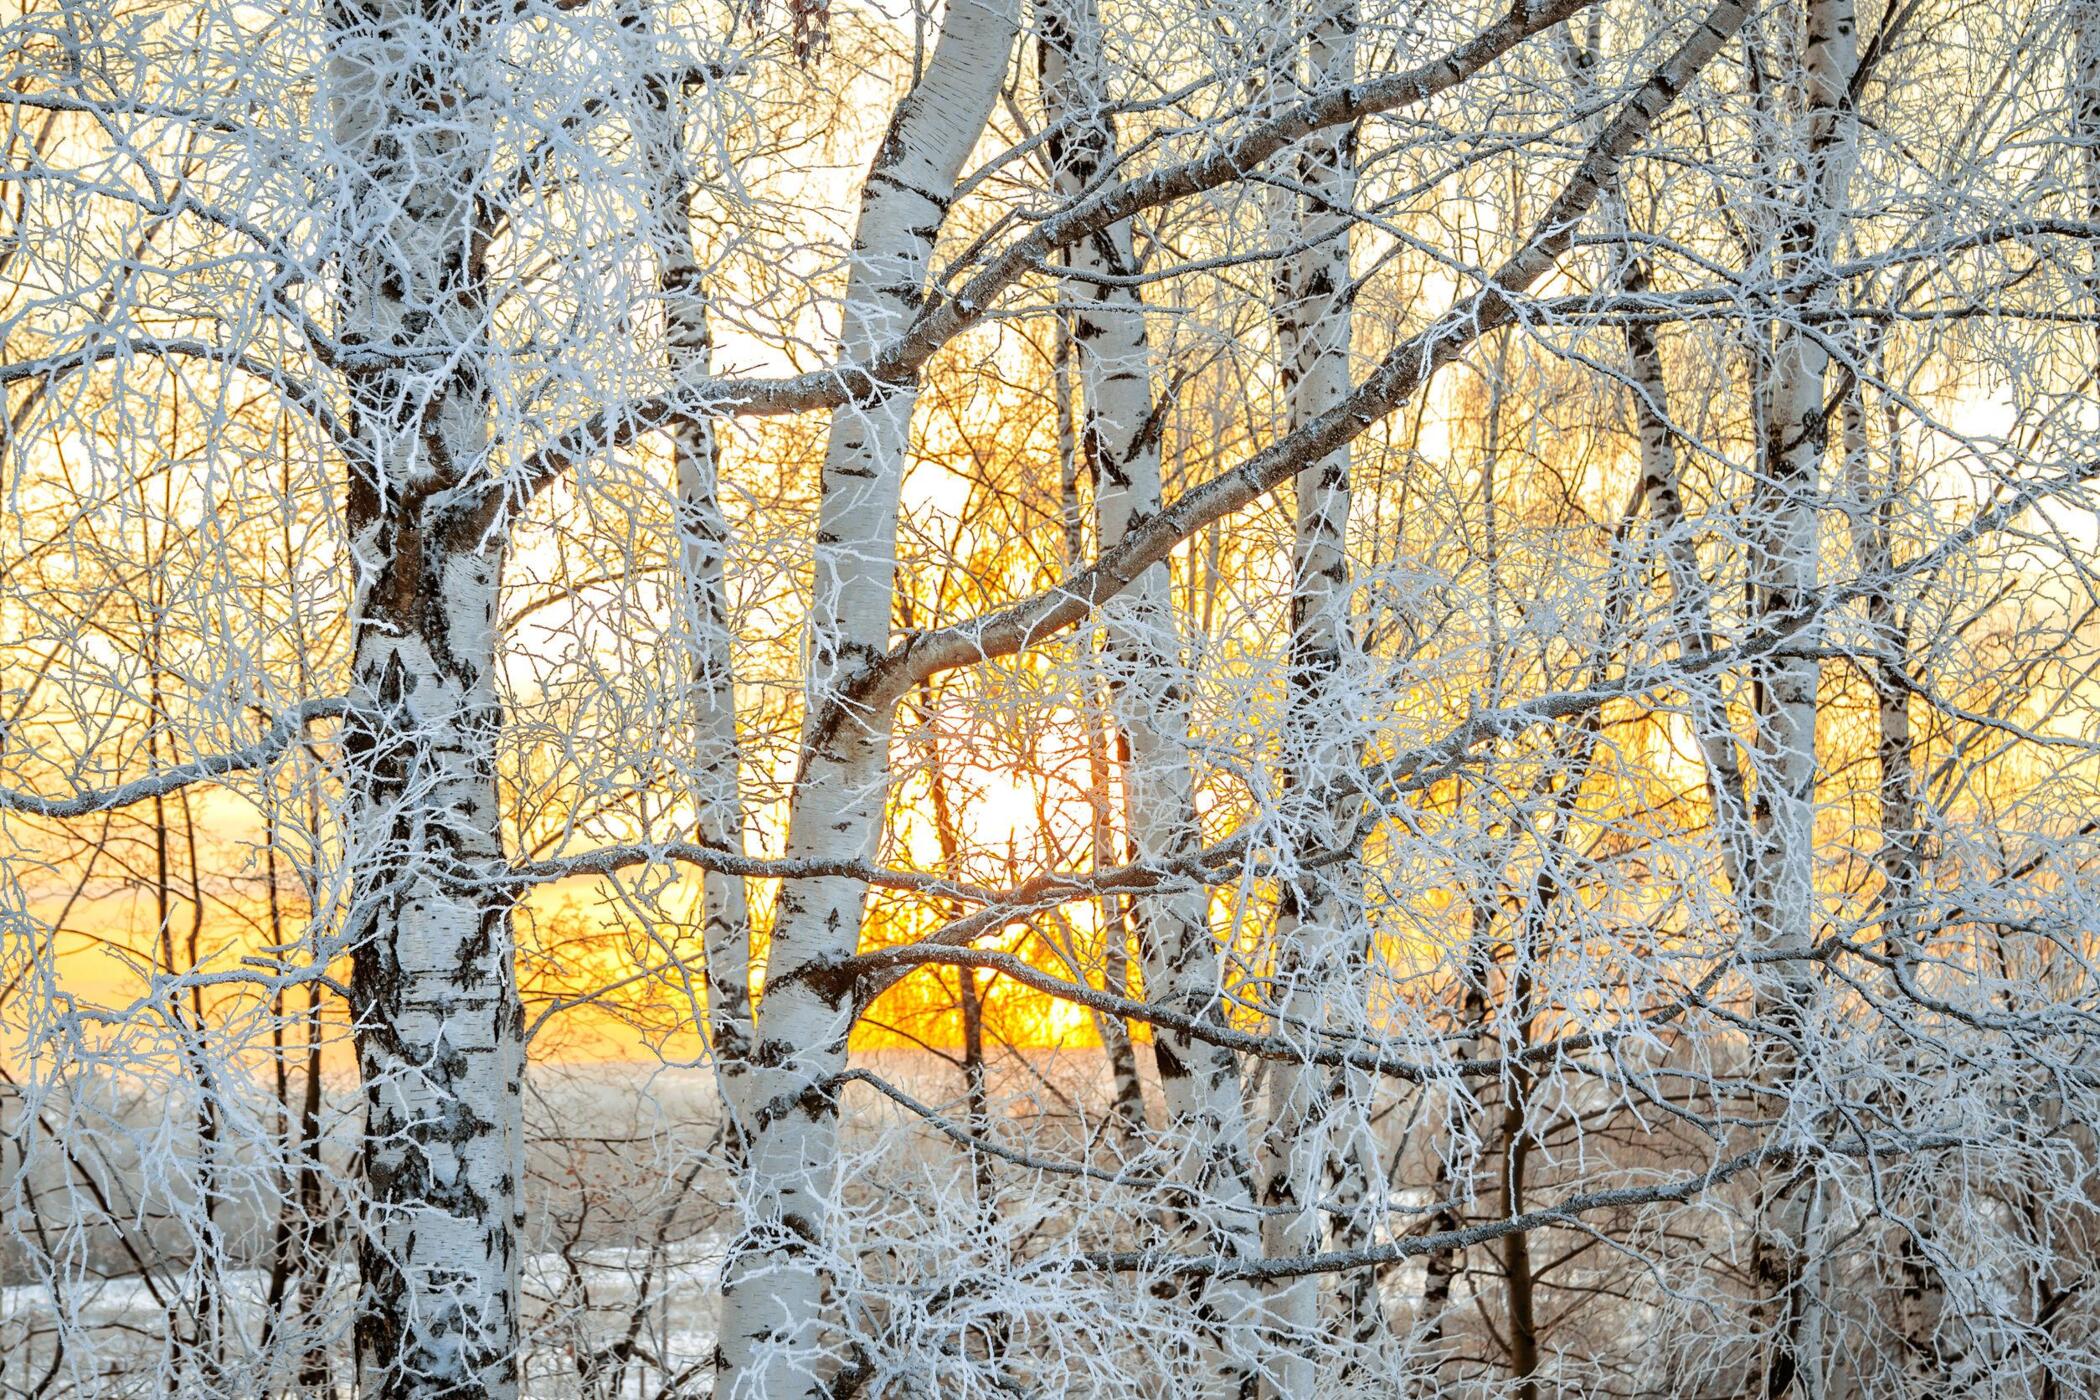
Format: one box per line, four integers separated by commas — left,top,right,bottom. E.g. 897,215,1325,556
1057,312,1153,1154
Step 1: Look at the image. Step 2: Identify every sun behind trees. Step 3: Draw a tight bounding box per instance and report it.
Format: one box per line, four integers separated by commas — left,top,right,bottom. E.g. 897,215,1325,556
1,0,2098,1394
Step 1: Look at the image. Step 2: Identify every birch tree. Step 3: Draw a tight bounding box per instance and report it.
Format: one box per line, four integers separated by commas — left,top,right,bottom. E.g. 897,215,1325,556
713,4,1020,1390
1740,2,1858,1388
325,2,527,1388
4,0,2099,1394
1038,0,1265,1381
1254,0,1384,1381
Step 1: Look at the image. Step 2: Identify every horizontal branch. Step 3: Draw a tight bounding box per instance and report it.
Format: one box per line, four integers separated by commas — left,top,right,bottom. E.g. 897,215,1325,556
0,699,348,819
509,840,1010,899
834,1067,1165,1190
2,89,248,133
0,335,355,457
817,930,1750,1085
1042,1132,1972,1286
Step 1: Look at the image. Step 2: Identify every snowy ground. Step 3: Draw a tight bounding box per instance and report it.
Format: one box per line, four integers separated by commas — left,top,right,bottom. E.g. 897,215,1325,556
1,1050,1142,1396
0,1244,730,1397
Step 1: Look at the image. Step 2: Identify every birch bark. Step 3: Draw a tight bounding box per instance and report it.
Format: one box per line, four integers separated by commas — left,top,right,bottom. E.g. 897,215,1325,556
621,1,757,1159
714,5,1017,1393
1038,0,1266,1382
1556,10,1757,912
327,2,523,1394
1834,342,1957,1381
1056,313,1153,1152
1744,1,1857,1391
1601,215,1756,899
1252,0,1382,1384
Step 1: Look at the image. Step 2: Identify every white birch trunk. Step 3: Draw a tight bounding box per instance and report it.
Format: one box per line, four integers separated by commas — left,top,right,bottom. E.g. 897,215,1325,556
1253,0,1379,1385
1411,897,1496,1390
622,1,758,1158
715,5,1017,1393
1837,351,1952,1380
1746,1,1857,1391
328,3,523,1394
1598,195,1757,899
2079,6,2100,334
1556,11,1758,922
1038,1,1265,1383
1057,313,1153,1151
